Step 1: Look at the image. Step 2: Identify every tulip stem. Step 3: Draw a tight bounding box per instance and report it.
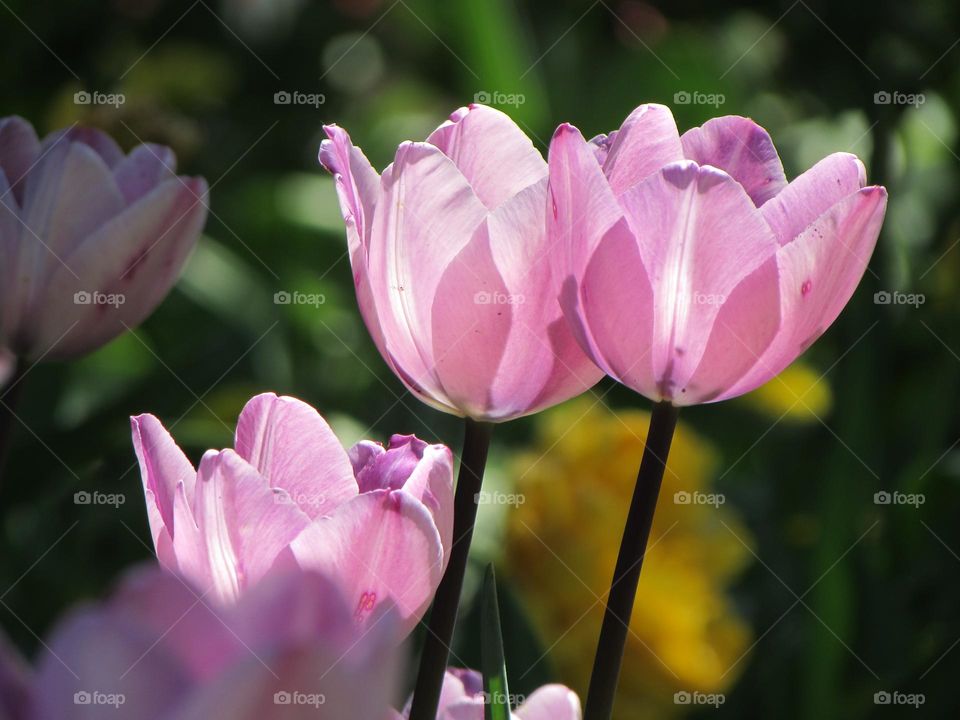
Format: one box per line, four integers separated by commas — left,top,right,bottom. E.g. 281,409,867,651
409,417,494,720
583,401,679,720
0,360,26,493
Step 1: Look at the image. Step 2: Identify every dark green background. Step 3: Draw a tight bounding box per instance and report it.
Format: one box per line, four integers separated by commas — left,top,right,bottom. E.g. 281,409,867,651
1,0,959,717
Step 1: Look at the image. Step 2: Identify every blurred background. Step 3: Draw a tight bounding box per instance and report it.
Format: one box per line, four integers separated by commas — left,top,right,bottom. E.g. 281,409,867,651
1,0,959,717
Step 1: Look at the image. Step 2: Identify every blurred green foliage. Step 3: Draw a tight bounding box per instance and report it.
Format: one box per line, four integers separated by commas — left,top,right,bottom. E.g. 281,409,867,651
2,0,960,717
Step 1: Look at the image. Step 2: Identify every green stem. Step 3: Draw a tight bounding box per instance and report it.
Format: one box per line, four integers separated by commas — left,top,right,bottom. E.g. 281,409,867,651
409,417,494,720
583,401,679,720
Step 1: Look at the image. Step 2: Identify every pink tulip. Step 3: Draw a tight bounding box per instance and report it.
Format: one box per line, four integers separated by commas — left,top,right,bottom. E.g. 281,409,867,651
548,104,887,405
0,117,207,361
0,630,29,720
319,104,603,421
396,669,581,720
131,391,453,638
22,565,399,719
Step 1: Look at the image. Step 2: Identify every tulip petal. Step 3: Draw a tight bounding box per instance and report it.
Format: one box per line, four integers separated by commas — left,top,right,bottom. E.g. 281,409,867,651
224,571,365,657
429,217,512,417
0,630,30,720
368,141,488,411
428,669,484,719
319,125,391,368
587,132,618,164
174,638,398,720
234,392,357,518
350,439,421,493
42,126,124,168
720,186,887,400
761,152,866,245
516,685,582,720
572,218,658,398
618,161,779,400
289,489,444,637
20,140,125,261
108,567,241,682
33,609,191,720
0,116,40,205
548,123,642,374
351,436,454,573
682,256,780,404
7,140,125,352
0,171,24,344
680,115,787,206
485,177,604,416
130,413,196,567
426,104,547,209
113,144,177,204
33,176,207,360
601,104,683,194
190,449,310,604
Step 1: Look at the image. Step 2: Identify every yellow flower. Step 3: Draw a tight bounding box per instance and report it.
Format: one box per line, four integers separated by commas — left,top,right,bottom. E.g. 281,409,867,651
738,361,832,422
505,399,753,719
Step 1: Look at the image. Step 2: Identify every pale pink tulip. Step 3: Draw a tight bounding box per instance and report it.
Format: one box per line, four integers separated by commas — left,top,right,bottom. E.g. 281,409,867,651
319,104,603,421
131,391,453,638
0,117,207,361
548,104,887,405
23,565,399,720
396,669,581,720
0,630,29,720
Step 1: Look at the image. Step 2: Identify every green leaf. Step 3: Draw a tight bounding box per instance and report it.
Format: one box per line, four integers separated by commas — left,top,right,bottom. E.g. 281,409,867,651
481,564,511,720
